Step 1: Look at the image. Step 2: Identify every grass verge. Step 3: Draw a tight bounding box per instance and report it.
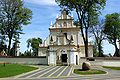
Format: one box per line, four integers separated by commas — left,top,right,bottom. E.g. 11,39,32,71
103,66,120,70
74,69,106,75
0,63,38,78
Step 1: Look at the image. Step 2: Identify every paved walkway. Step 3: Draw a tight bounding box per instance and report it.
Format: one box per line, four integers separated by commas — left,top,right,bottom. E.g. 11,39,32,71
15,66,73,79
1,65,120,80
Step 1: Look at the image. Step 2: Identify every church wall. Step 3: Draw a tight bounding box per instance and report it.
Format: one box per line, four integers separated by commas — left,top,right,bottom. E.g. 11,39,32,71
78,34,84,45
43,36,50,47
69,51,74,65
38,48,47,56
72,34,77,45
48,51,56,65
79,46,93,57
79,47,85,57
88,46,93,57
70,51,79,65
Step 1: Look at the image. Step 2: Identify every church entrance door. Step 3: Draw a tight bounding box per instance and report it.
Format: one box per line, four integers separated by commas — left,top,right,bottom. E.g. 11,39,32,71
61,54,67,62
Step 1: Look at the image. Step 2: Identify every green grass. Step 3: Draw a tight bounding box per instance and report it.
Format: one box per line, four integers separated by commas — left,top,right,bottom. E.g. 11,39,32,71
103,66,120,70
74,69,106,75
0,63,38,78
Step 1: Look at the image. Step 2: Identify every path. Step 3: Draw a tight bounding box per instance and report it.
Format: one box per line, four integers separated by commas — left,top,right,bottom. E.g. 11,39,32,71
15,66,73,79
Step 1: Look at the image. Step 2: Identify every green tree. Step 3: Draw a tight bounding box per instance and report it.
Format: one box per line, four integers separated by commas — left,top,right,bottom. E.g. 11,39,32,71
56,0,106,57
90,20,105,57
0,0,32,55
0,18,6,52
0,15,6,49
104,13,120,57
27,38,42,56
23,50,32,56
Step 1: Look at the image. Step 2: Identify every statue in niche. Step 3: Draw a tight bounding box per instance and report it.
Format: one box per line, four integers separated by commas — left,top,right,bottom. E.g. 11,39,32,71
63,21,67,27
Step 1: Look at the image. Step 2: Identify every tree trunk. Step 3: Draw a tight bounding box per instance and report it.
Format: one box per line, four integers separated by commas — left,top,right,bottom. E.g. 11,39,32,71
75,6,88,58
113,38,120,57
8,37,12,56
32,48,38,56
85,28,88,57
98,43,103,57
35,48,38,56
113,43,120,57
85,42,88,57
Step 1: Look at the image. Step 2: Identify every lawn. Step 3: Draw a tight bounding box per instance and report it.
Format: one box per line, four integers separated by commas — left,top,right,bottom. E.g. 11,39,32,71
0,63,38,78
74,69,106,75
103,66,120,70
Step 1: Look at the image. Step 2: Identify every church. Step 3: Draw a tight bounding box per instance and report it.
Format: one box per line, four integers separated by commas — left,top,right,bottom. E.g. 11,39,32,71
38,10,93,65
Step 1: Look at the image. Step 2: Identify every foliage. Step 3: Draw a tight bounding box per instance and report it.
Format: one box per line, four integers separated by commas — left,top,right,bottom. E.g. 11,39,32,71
0,0,32,55
27,38,42,56
55,0,106,57
23,50,32,56
0,64,38,78
0,42,7,52
74,69,106,75
90,20,105,57
104,13,120,57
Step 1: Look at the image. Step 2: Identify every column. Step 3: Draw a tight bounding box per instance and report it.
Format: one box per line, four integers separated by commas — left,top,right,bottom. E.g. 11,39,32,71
48,50,56,66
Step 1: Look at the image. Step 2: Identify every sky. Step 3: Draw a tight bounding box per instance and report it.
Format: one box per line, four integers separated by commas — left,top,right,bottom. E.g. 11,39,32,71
20,0,120,55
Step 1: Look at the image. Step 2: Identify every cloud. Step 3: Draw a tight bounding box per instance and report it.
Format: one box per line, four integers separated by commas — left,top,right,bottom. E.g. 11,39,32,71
24,0,57,6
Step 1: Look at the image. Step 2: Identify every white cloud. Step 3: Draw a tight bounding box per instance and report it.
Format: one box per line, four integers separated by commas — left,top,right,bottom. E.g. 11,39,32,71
24,0,57,6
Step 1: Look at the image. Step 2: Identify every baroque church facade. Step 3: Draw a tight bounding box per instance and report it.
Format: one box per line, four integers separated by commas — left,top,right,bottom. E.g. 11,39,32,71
38,10,93,65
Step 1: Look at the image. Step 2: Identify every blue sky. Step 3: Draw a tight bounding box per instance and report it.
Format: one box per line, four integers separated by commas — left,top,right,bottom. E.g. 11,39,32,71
20,0,120,55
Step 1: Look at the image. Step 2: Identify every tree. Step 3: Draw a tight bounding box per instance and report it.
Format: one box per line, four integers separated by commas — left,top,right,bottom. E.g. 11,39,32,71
0,18,7,52
56,0,106,57
0,41,7,52
0,0,32,55
104,13,120,57
11,40,20,56
23,50,32,56
93,41,99,57
90,20,105,57
0,13,6,49
27,38,42,56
